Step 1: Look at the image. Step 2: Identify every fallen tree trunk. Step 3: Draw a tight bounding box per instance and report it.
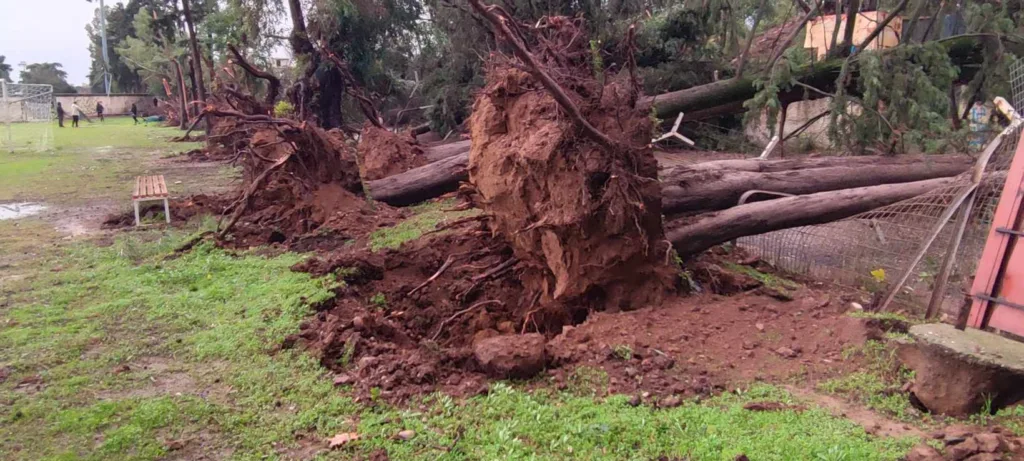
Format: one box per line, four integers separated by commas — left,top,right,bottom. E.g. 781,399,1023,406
662,157,972,215
366,150,469,206
422,140,471,163
667,176,957,257
368,151,971,207
684,154,971,173
639,34,987,120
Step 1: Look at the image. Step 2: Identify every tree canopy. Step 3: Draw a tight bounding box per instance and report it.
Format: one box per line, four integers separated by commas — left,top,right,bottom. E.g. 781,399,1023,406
0,55,11,83
19,63,77,93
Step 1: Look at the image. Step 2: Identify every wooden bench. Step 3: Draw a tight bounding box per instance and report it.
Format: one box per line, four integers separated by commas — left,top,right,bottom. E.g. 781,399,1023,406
132,175,170,226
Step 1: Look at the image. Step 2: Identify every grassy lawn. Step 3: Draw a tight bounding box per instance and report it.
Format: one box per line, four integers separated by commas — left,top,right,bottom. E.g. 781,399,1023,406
1,117,201,205
0,121,923,460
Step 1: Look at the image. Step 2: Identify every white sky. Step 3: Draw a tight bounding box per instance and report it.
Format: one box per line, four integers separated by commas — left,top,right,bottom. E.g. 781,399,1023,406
0,0,111,85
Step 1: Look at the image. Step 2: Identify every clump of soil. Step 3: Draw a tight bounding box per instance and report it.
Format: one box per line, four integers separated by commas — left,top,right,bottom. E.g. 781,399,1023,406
468,24,674,316
289,222,527,401
357,125,425,180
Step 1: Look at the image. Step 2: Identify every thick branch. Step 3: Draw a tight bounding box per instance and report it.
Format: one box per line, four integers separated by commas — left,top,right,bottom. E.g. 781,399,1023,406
227,43,281,107
668,177,957,257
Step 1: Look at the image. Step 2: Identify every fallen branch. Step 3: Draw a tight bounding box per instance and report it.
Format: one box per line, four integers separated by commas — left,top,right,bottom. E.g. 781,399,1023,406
227,43,282,107
408,255,459,296
430,300,504,341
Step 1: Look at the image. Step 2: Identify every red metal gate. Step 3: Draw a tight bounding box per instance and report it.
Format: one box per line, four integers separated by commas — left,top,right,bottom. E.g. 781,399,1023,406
969,134,1024,336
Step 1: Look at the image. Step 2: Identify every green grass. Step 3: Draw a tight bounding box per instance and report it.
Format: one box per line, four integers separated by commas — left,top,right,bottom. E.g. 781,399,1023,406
723,262,799,297
368,199,478,252
0,224,923,460
0,117,201,204
818,341,920,421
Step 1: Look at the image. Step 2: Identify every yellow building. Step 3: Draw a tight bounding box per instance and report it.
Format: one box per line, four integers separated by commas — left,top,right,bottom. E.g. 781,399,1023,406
804,11,903,59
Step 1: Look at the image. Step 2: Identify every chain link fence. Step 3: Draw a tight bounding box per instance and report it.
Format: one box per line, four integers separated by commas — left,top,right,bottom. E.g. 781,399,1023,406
734,60,1024,316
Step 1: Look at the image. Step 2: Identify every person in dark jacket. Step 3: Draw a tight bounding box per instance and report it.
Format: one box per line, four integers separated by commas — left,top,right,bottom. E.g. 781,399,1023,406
56,102,65,128
131,103,139,125
96,101,105,122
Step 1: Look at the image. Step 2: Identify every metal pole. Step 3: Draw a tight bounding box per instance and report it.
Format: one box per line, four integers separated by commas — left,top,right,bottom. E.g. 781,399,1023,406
2,81,11,147
99,0,111,96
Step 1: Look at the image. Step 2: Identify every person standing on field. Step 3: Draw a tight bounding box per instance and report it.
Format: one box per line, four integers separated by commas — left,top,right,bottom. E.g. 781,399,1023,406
70,101,82,128
56,102,65,128
96,101,105,122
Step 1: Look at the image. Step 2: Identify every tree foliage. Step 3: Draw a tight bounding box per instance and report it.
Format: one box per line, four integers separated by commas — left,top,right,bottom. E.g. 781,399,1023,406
0,56,11,83
18,63,78,93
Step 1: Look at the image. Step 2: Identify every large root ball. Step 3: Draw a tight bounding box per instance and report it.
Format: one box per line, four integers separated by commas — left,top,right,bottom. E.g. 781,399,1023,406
468,65,675,314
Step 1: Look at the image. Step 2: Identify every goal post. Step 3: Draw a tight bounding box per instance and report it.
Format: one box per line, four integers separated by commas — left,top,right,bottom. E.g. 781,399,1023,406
1,81,54,153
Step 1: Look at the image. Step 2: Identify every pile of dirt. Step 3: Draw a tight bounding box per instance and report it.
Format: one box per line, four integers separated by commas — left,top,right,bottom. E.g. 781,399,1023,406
356,125,426,181
907,426,1024,460
288,230,877,402
468,22,674,317
101,194,233,229
288,221,524,401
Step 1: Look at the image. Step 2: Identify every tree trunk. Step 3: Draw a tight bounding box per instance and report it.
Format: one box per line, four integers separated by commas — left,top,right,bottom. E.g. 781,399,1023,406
187,57,199,118
837,0,860,57
173,59,190,129
181,0,206,104
667,176,956,257
661,157,971,215
422,140,471,162
366,150,469,206
638,34,986,120
735,0,769,78
366,150,970,208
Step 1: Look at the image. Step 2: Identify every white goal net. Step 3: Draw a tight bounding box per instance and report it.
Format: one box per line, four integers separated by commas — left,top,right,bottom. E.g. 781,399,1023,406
1,82,54,152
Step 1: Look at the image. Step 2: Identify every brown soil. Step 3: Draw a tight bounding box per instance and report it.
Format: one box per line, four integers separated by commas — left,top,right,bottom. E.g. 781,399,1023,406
286,226,879,403
468,63,674,315
357,125,425,181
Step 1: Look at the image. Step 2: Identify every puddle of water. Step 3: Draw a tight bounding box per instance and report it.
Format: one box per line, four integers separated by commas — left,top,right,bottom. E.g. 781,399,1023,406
0,203,47,220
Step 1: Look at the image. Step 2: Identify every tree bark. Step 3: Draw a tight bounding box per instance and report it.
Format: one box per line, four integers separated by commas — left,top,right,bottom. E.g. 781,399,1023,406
661,157,971,215
181,0,206,104
173,59,190,129
422,140,471,162
366,149,970,208
366,150,469,206
638,34,986,120
227,43,281,108
667,176,957,257
837,0,860,57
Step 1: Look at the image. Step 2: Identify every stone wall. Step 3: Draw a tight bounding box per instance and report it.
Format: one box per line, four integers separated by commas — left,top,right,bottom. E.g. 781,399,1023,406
55,94,160,117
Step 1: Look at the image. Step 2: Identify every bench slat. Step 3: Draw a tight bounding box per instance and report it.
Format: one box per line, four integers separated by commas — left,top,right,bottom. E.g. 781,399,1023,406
133,175,168,200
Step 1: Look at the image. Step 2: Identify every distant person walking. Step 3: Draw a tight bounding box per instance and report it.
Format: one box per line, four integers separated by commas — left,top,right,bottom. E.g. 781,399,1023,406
56,102,65,128
96,101,105,122
131,103,139,125
70,101,82,128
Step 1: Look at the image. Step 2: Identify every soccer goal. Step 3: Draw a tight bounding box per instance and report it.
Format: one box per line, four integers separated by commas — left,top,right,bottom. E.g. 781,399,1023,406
1,82,54,152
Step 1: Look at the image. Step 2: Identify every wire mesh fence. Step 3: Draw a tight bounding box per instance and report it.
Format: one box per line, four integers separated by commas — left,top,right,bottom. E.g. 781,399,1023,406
1,82,54,152
734,62,1024,317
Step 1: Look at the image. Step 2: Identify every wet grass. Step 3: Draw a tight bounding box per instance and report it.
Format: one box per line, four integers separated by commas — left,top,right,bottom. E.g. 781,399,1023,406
0,117,201,204
818,341,922,422
0,116,926,460
368,199,478,252
0,229,919,459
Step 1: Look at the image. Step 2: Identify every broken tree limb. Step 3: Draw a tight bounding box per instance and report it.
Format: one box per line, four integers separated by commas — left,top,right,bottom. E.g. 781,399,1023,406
661,156,973,215
684,154,972,173
227,43,281,107
667,176,958,257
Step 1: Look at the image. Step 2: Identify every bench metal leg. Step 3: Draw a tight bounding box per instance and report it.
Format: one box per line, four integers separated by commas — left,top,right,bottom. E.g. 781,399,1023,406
163,198,171,223
134,200,141,227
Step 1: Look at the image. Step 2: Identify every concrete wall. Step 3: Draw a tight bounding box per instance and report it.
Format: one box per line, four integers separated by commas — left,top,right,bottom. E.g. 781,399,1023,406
55,94,160,117
804,11,902,59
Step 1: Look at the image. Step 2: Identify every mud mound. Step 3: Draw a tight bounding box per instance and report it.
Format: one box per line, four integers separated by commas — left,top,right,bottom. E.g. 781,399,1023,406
356,125,425,180
469,63,674,313
289,223,526,401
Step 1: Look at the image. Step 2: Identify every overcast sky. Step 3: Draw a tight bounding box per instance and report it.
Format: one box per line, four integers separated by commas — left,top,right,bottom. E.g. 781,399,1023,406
0,0,115,86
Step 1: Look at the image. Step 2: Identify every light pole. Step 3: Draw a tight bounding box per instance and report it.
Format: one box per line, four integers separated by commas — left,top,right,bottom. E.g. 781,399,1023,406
98,0,111,96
